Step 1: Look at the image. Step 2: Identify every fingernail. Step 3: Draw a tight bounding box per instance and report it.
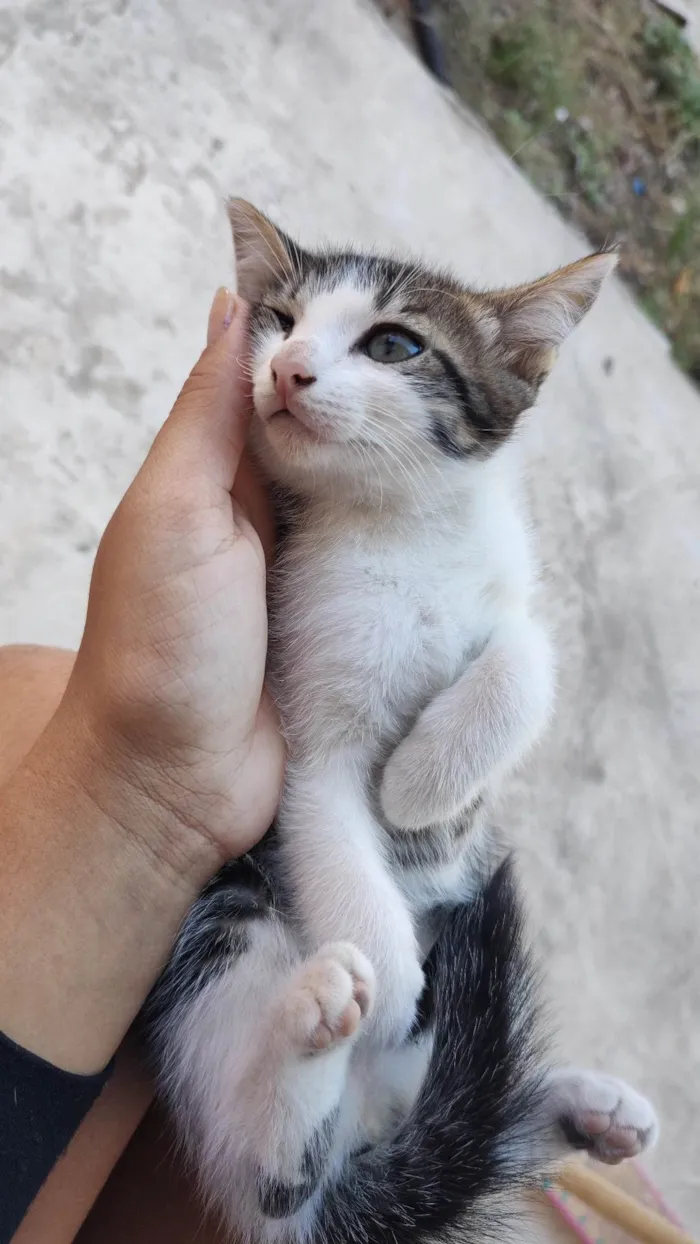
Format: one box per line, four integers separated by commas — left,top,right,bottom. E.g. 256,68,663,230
207,287,237,346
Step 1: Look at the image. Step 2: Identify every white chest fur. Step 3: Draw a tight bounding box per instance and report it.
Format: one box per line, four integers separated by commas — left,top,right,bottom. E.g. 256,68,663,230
270,455,536,766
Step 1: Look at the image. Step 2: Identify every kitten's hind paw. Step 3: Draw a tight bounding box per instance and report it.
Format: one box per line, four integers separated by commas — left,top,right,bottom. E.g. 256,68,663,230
555,1070,659,1165
282,943,375,1055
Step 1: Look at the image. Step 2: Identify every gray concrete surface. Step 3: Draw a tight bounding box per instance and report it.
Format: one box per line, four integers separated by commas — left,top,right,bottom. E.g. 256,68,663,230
1,0,699,1226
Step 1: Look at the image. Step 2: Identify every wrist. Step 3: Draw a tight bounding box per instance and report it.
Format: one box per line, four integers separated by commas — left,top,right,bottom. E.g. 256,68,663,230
0,698,219,1073
48,688,227,896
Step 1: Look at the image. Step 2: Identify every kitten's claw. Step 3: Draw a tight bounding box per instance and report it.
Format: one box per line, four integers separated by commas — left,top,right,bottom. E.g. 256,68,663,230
282,943,376,1055
556,1071,659,1165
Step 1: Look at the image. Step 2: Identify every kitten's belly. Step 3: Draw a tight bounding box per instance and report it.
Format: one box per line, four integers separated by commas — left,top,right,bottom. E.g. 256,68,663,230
272,567,490,759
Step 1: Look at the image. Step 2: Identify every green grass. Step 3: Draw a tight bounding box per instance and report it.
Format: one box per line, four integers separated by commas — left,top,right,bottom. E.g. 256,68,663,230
486,15,579,117
643,17,700,143
432,0,700,380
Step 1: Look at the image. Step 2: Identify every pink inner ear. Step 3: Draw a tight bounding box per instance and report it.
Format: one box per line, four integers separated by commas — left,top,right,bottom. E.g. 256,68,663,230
500,251,618,353
228,199,294,303
505,292,580,350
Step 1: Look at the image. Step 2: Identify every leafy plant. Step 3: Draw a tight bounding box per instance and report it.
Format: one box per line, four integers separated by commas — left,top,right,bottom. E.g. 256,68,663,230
642,17,700,141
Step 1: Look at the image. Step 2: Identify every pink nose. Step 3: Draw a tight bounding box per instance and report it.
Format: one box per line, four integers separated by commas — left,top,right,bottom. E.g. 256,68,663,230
271,348,316,408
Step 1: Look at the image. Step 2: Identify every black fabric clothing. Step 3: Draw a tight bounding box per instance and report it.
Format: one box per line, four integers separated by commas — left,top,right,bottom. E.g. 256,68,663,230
0,1028,112,1240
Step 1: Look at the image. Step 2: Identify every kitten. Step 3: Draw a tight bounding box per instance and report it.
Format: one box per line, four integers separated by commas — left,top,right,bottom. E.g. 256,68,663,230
146,203,658,1242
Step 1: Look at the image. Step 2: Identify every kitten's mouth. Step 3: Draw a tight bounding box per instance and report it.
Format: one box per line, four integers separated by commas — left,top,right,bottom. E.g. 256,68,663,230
268,409,335,445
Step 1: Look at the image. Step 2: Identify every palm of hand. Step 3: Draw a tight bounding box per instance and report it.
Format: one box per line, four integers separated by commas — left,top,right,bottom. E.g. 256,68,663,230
69,306,285,867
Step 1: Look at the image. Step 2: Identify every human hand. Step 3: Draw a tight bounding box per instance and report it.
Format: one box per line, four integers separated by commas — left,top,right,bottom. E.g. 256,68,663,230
58,289,285,881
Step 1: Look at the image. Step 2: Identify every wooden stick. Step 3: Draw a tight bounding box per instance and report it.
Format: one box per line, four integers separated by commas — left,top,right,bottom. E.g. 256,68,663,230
557,1163,696,1244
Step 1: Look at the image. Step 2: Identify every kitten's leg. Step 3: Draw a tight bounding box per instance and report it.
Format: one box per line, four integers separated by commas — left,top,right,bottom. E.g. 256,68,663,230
380,613,553,830
540,1068,659,1165
279,760,425,1046
349,1036,432,1149
149,876,375,1234
251,940,376,1222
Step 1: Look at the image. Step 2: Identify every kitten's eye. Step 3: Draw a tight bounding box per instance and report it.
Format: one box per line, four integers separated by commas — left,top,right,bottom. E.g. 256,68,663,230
269,308,294,335
363,327,423,364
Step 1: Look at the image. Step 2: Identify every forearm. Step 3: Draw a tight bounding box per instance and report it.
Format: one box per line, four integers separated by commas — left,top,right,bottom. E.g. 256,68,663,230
0,699,219,1075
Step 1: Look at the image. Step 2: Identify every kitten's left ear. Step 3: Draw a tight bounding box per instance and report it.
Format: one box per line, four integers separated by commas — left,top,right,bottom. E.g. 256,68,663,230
227,198,298,303
483,250,618,386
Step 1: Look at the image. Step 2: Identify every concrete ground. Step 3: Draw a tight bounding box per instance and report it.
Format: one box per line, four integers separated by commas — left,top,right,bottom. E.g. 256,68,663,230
1,0,699,1227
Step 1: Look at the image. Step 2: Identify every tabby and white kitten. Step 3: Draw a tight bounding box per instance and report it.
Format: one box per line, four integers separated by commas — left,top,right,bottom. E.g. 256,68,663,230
147,203,658,1242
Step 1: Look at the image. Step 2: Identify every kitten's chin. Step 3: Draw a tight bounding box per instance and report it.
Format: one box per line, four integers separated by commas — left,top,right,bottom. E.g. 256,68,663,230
266,409,336,446
255,410,344,475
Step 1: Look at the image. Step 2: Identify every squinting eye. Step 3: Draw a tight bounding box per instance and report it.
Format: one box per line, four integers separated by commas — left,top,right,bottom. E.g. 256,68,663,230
269,308,294,335
363,327,423,364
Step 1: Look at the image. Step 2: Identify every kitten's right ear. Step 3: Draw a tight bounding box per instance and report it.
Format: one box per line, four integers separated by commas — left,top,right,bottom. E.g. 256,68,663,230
227,199,296,303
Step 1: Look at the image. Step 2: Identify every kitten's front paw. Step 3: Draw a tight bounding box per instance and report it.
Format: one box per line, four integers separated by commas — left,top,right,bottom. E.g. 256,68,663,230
380,731,478,830
380,733,438,830
282,943,376,1055
558,1071,659,1165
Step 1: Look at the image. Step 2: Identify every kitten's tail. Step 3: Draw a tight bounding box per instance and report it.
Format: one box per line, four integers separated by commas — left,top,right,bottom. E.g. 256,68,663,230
316,859,548,1243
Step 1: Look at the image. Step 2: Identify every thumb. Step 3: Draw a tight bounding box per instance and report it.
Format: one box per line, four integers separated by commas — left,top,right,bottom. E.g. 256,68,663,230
146,290,252,494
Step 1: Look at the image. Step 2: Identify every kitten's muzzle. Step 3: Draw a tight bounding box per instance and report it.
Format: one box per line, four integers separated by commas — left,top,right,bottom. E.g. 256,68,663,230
270,346,317,410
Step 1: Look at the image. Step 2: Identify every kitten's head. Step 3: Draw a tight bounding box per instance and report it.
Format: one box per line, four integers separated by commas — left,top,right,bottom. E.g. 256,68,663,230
230,200,616,504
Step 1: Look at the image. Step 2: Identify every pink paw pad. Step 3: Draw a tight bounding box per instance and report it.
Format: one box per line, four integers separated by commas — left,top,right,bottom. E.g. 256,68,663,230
565,1074,659,1167
284,943,376,1055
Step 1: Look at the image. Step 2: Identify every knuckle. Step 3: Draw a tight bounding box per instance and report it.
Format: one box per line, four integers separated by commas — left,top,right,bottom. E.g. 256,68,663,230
179,359,227,406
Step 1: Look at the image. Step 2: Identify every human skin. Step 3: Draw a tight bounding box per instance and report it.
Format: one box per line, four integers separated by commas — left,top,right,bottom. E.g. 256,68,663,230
0,289,285,1076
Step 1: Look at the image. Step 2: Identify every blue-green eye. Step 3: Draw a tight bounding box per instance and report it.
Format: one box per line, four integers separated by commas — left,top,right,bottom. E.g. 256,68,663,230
363,327,423,364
